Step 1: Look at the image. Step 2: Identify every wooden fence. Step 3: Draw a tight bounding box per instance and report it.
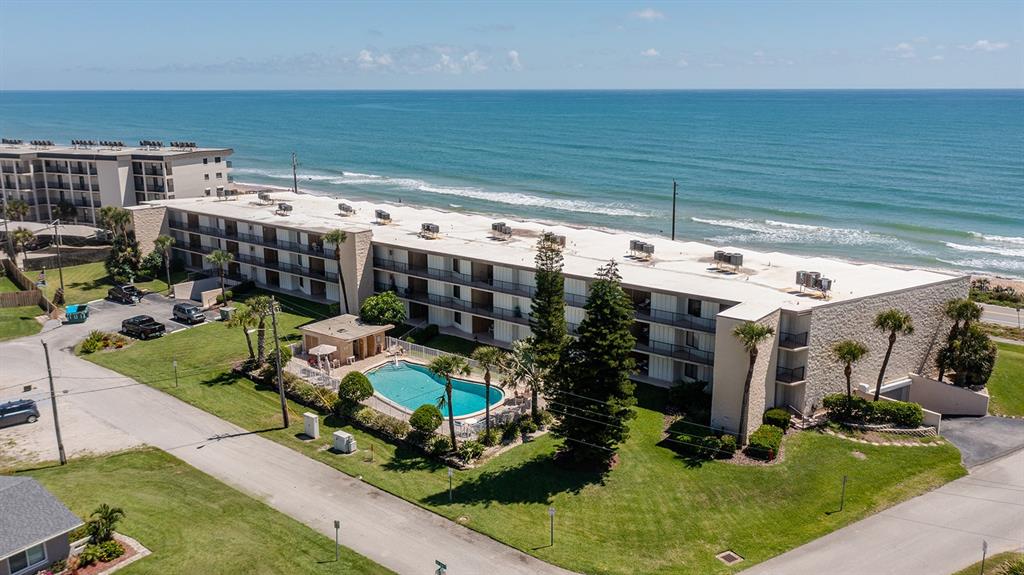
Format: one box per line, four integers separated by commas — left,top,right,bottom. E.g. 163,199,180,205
2,259,62,318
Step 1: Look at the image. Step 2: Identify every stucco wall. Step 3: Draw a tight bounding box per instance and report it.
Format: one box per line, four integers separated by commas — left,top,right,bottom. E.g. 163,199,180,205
803,276,969,414
908,373,989,416
710,310,781,440
128,205,167,257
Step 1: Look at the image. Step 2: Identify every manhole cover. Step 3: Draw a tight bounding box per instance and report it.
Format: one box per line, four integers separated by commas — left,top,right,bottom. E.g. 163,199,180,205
716,551,744,566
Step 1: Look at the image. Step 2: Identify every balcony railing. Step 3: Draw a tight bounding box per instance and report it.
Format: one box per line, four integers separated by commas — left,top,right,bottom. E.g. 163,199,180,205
174,243,338,282
376,282,529,325
168,217,329,258
779,331,809,349
634,307,717,333
776,366,806,384
637,340,715,365
374,256,542,301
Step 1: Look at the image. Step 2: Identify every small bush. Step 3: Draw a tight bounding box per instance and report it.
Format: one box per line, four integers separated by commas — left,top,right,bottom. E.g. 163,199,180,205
995,557,1024,575
79,331,129,354
870,400,924,428
745,424,784,460
409,404,443,435
535,409,554,428
338,372,374,406
718,434,737,458
78,545,102,567
479,428,500,447
457,439,485,462
95,540,125,562
353,406,379,429
216,289,234,304
500,419,520,442
519,418,538,436
763,408,792,430
823,394,874,422
427,434,452,455
377,414,411,440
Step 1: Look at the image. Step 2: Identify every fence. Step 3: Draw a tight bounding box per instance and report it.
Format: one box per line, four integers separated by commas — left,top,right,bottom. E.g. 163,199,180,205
22,247,111,271
386,337,496,379
1,259,60,317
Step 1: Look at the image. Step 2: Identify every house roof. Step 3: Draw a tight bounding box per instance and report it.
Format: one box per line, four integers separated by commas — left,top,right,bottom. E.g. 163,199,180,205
0,476,83,559
299,314,392,341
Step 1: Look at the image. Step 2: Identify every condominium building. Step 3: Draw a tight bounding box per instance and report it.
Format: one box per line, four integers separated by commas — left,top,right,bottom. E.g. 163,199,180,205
0,140,233,225
136,191,968,438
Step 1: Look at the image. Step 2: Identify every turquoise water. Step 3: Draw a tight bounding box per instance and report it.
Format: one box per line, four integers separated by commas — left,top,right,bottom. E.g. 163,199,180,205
366,361,502,417
2,90,1021,276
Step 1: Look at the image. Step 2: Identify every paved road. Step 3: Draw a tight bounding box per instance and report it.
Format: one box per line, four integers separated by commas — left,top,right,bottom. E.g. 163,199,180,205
942,416,1024,468
742,449,1024,575
981,303,1022,329
0,297,574,575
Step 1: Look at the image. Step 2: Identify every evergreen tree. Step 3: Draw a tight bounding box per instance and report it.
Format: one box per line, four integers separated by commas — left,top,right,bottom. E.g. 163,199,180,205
549,260,636,469
528,232,568,420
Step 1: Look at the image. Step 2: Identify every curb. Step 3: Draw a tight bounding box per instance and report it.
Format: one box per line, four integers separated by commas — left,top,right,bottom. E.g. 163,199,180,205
821,427,945,447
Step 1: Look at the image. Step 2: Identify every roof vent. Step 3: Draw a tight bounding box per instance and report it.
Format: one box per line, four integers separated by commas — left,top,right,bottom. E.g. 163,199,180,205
338,203,355,216
420,222,440,239
2,138,24,145
257,191,273,204
630,240,654,260
277,203,293,215
490,221,512,241
375,209,392,224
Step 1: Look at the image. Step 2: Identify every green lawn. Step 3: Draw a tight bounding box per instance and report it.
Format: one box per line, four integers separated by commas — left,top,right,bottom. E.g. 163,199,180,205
19,449,391,574
0,274,21,292
422,333,482,356
0,305,43,341
951,551,1023,575
84,316,966,575
988,342,1024,417
37,261,185,304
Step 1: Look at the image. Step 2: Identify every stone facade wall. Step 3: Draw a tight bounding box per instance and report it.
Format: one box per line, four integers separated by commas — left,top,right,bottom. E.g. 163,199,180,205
803,276,969,414
128,205,167,257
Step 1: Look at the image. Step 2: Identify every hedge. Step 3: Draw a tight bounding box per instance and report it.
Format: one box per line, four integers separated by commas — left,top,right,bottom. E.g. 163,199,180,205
822,394,874,422
763,408,792,430
409,404,443,435
745,424,784,460
352,406,410,440
823,393,924,427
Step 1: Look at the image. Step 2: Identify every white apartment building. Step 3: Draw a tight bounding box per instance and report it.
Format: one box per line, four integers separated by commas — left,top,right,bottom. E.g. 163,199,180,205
0,139,233,226
137,191,968,438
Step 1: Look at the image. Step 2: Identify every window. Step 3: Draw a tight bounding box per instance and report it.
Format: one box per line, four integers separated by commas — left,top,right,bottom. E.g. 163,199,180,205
687,298,702,317
8,543,46,574
216,186,224,193
684,363,698,380
203,158,209,165
452,285,461,299
215,156,222,163
204,174,210,181
452,259,460,273
454,312,462,324
685,331,697,348
204,188,211,196
215,172,222,179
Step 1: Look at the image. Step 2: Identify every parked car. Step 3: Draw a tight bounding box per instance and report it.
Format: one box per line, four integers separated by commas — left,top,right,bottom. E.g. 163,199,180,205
107,285,143,304
172,303,206,324
0,399,40,428
121,315,166,339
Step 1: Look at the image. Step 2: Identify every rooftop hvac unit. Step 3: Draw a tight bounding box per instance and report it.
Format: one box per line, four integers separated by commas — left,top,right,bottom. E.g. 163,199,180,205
491,222,512,240
795,270,808,286
491,222,505,232
257,191,272,203
714,250,727,262
375,209,391,223
642,243,655,256
630,239,641,252
802,271,821,288
817,277,833,292
728,253,743,267
420,223,440,238
277,203,293,214
338,203,354,215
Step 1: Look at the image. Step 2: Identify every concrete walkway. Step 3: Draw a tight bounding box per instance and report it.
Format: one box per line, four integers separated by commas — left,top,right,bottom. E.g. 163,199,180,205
0,302,574,575
742,449,1024,575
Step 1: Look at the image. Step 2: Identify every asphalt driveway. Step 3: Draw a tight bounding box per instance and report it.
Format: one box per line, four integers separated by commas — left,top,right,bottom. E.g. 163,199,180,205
941,416,1024,468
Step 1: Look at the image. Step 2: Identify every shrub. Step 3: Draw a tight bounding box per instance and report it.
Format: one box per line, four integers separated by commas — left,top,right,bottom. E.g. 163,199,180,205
410,404,443,435
745,424,784,460
377,414,411,440
360,291,408,326
718,434,737,458
338,372,374,406
500,419,520,442
78,545,102,567
269,345,292,368
216,289,234,305
427,434,451,455
870,400,924,428
353,406,379,429
995,557,1024,575
96,540,125,562
763,408,792,430
479,428,500,447
519,418,538,436
457,439,485,462
139,250,163,277
535,409,554,428
79,331,129,354
823,393,874,422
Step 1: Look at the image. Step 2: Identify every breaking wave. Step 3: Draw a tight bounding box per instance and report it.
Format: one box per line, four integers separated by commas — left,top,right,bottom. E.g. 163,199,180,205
945,242,1024,258
968,232,1024,245
690,217,905,248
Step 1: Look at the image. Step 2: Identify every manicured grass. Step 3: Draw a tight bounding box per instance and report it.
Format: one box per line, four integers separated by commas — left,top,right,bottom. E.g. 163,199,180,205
422,333,482,356
37,261,185,304
85,318,966,574
20,449,392,574
0,274,21,292
988,342,1024,417
951,551,1023,575
0,305,43,341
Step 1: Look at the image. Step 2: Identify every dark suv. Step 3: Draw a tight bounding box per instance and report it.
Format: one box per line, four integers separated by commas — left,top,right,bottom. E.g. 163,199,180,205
107,285,143,304
0,399,40,428
122,315,166,339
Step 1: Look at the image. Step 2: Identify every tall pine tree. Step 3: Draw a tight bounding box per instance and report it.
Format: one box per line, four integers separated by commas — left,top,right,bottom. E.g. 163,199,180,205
549,260,636,469
528,232,568,421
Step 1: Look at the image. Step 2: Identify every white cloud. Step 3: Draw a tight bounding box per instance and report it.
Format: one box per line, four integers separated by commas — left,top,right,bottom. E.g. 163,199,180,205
357,49,394,70
631,8,665,21
640,48,660,57
888,42,917,59
505,50,522,71
929,55,944,61
676,57,689,68
463,50,488,73
961,40,1009,52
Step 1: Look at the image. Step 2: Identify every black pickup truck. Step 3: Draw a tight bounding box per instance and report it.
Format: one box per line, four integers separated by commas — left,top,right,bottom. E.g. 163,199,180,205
121,315,166,339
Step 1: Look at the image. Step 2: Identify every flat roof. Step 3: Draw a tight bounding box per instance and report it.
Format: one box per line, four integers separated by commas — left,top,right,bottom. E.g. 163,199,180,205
300,314,392,341
150,191,963,315
0,142,231,160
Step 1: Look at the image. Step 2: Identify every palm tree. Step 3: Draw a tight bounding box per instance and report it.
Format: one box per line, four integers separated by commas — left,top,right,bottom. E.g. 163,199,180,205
11,227,33,261
4,199,29,222
501,338,547,422
732,322,775,443
226,305,258,360
87,503,126,544
205,249,234,305
153,234,175,294
872,309,914,401
470,346,505,434
937,298,982,383
55,200,78,223
831,339,869,418
99,206,131,240
246,295,275,363
428,354,471,450
323,229,351,315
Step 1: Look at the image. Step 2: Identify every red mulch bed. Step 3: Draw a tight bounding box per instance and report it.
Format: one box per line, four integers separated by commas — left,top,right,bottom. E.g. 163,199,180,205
70,537,136,575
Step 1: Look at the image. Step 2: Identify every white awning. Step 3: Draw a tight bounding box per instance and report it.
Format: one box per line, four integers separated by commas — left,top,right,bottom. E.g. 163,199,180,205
308,344,338,356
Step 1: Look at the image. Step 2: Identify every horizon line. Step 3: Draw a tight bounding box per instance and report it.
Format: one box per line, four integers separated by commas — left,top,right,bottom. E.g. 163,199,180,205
2,87,1023,93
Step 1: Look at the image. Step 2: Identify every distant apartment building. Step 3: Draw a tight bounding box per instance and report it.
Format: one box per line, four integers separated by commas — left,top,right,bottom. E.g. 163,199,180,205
0,139,232,225
137,191,968,438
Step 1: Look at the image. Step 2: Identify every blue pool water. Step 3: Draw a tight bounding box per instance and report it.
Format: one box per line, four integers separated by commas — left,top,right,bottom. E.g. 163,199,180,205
366,361,503,418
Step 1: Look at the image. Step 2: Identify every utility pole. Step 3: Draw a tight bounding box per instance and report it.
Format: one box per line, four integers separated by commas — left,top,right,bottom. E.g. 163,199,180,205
671,180,678,241
1,194,14,260
291,153,299,194
52,219,65,295
270,297,289,427
42,341,67,465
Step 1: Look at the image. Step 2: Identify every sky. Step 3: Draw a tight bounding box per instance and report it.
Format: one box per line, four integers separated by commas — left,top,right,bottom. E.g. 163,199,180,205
1,1,1021,90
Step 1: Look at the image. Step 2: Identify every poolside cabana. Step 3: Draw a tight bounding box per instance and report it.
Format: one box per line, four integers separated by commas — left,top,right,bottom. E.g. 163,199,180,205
299,314,392,365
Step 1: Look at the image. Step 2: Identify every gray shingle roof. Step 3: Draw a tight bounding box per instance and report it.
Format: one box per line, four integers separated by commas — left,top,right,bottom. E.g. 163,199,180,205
0,476,83,559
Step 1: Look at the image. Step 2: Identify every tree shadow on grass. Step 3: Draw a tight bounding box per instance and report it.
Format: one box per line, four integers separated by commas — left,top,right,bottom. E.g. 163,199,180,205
422,452,604,507
200,371,242,386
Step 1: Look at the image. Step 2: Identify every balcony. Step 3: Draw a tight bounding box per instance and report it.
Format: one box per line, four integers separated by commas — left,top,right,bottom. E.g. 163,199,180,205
233,253,338,282
779,331,809,350
225,160,233,168
374,256,540,300
776,366,806,384
637,340,715,365
69,166,97,175
377,282,530,326
634,307,717,333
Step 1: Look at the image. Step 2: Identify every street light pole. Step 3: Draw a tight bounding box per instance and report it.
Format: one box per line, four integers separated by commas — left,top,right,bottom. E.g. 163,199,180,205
334,520,340,562
671,180,678,241
549,506,555,546
42,341,67,465
270,297,289,428
51,219,65,296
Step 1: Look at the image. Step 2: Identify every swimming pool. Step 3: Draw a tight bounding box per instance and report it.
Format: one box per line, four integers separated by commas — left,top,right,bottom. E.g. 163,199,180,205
366,361,503,418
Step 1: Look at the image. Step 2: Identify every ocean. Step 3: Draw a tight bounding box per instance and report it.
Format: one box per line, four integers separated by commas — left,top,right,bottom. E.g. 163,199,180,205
2,90,1021,277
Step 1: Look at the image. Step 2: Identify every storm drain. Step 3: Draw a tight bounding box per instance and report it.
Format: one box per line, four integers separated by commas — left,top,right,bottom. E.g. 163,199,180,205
716,551,744,566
